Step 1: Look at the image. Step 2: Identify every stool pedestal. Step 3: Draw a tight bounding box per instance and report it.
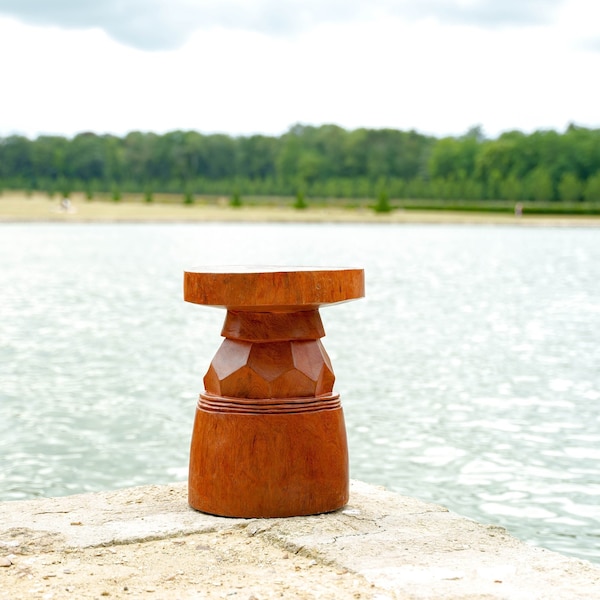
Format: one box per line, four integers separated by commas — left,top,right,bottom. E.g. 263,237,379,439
184,267,364,518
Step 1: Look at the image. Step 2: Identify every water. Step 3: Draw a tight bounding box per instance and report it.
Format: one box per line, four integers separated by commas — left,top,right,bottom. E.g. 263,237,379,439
1,222,599,563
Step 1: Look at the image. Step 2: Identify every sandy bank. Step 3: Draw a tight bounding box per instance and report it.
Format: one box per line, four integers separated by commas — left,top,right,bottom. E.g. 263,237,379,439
2,193,600,226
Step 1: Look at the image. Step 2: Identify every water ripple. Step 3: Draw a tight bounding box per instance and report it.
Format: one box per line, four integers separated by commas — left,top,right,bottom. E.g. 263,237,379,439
1,223,599,563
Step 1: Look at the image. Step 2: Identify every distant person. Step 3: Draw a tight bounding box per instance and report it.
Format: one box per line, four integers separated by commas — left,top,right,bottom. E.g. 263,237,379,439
61,197,72,212
514,202,523,217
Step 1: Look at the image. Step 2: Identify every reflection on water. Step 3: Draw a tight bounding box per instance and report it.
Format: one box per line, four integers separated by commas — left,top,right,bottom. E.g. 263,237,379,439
1,223,599,562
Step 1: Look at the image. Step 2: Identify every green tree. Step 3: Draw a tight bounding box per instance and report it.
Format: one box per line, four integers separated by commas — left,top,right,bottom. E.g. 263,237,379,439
230,190,242,207
374,187,392,212
84,179,95,200
66,133,107,182
475,136,519,182
2,125,599,205
237,135,278,179
429,133,479,180
57,176,71,198
499,175,523,201
123,132,160,184
406,177,430,199
294,190,308,209
32,136,67,183
583,172,600,202
557,173,583,202
527,167,553,201
485,169,503,200
111,182,122,202
103,135,125,184
0,136,34,188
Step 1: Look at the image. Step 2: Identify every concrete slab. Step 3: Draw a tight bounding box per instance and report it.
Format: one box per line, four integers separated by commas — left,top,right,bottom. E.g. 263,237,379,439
1,480,598,599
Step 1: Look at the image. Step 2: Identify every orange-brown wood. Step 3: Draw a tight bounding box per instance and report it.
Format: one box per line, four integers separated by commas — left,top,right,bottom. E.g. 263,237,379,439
184,266,364,518
184,266,364,311
188,409,349,518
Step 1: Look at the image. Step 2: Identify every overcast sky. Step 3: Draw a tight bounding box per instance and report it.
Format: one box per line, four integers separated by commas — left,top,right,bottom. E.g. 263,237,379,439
0,0,598,140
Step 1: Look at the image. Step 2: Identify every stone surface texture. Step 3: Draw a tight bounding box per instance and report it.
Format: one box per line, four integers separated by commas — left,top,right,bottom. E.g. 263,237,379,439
1,480,598,599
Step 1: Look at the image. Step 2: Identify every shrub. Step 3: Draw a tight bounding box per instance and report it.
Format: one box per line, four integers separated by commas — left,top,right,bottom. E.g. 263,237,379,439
294,190,308,209
230,191,242,207
374,188,392,213
111,184,122,202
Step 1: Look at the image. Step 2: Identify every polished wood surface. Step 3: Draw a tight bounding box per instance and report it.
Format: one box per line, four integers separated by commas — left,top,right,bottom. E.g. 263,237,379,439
185,266,364,517
184,266,364,310
188,409,349,518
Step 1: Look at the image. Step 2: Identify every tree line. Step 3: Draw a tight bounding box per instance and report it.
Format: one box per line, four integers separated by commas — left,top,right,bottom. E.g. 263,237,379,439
1,123,600,203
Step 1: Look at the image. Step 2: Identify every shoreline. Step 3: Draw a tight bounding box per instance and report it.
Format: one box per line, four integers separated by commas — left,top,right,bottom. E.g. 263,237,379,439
2,193,600,226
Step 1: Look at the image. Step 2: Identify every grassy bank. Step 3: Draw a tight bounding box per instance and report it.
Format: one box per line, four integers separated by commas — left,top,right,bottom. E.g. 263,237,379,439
2,191,600,226
388,198,600,216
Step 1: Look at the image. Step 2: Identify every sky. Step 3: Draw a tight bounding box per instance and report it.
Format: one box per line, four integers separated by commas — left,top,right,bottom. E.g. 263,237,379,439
0,0,599,141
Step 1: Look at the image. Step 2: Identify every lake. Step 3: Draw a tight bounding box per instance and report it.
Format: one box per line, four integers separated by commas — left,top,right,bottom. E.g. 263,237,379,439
1,222,599,563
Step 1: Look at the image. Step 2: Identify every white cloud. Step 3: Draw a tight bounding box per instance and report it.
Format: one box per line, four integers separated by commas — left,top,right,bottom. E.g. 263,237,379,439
0,0,567,51
0,1,598,140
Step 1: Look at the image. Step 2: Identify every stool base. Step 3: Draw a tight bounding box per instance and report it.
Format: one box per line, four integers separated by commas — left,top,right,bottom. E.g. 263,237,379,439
188,405,349,518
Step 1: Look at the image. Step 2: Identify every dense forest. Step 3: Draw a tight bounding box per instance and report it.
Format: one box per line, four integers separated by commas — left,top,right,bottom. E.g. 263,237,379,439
1,123,600,204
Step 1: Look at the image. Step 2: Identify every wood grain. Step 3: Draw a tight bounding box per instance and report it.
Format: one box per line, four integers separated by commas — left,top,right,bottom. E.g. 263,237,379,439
185,267,363,517
188,409,349,518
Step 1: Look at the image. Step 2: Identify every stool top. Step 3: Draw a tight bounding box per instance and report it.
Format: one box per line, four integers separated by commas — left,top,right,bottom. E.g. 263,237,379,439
184,266,364,310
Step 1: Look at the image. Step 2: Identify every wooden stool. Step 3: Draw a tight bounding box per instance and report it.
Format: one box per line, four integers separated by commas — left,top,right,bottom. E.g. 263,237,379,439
184,267,364,517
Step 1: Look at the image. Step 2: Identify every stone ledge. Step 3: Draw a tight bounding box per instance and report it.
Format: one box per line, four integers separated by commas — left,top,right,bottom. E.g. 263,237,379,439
1,480,598,599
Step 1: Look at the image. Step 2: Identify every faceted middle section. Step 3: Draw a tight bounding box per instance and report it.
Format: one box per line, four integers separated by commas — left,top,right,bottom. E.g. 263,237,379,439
204,338,335,399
